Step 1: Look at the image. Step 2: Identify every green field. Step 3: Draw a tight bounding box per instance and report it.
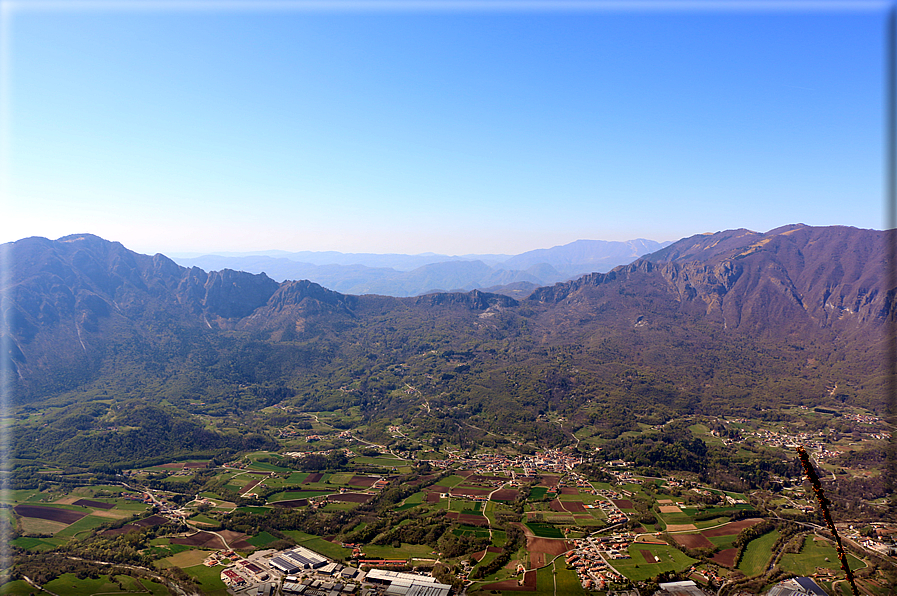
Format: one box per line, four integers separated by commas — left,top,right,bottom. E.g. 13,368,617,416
707,534,737,549
491,529,508,548
0,580,39,595
474,550,499,570
695,516,730,529
268,490,332,501
779,536,866,576
247,461,291,472
551,559,586,595
612,543,698,581
353,456,407,467
525,523,564,538
285,472,309,483
737,529,780,577
659,512,695,526
183,563,230,596
529,487,549,500
435,475,466,488
247,531,279,547
395,491,425,510
10,536,64,551
516,559,586,596
41,573,160,596
234,506,273,514
453,525,490,538
283,530,319,542
298,537,352,560
54,514,111,539
188,513,218,525
362,542,435,559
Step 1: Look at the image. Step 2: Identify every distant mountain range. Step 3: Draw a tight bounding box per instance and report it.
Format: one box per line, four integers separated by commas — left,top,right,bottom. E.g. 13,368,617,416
3,224,893,464
170,238,671,297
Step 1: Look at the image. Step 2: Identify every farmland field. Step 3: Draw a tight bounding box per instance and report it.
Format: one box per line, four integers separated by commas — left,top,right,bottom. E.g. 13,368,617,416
183,563,230,596
42,574,157,596
778,536,866,576
525,523,564,538
737,529,780,577
611,543,697,581
54,514,111,539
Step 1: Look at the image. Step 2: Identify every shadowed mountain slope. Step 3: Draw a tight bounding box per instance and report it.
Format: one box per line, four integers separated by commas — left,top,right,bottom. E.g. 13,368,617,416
2,226,893,465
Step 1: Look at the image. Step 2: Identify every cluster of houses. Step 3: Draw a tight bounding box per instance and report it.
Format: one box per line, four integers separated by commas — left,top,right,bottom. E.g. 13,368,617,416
841,412,882,425
686,564,724,587
747,427,836,458
568,534,629,590
434,449,584,477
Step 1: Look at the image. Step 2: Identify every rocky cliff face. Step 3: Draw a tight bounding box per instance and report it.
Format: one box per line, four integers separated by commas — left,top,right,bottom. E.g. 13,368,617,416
529,225,895,338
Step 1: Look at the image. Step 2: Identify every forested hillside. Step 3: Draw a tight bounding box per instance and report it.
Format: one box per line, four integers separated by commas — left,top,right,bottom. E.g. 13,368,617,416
3,225,893,466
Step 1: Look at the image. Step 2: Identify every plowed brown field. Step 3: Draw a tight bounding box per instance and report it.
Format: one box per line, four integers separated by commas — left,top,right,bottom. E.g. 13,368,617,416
702,518,762,537
712,548,738,567
14,505,86,524
672,533,714,549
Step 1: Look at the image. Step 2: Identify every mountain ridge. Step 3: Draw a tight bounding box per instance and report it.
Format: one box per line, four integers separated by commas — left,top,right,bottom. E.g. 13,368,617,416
169,238,671,297
3,225,892,424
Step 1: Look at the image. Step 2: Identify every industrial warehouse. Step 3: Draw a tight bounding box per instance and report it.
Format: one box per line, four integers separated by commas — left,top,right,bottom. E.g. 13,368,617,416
269,546,330,574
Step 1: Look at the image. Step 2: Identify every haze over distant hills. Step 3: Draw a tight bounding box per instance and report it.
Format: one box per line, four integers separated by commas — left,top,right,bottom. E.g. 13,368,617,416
169,238,671,297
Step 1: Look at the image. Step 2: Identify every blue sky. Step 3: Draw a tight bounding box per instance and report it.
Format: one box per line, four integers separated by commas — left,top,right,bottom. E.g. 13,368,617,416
1,1,890,255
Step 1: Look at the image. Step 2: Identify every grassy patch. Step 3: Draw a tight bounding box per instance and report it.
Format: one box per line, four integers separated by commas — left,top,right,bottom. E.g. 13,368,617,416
612,543,698,582
453,525,491,538
42,574,142,596
552,559,586,595
0,580,38,595
10,536,63,551
694,517,730,529
159,549,211,569
328,473,354,485
529,487,548,500
247,531,279,547
778,536,866,577
435,475,466,488
54,514,110,539
268,490,332,501
524,523,564,539
18,517,69,535
283,530,319,542
247,461,291,473
183,563,230,596
234,506,273,514
352,456,406,467
707,534,737,549
361,543,435,559
285,472,309,483
737,529,780,577
298,537,351,560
